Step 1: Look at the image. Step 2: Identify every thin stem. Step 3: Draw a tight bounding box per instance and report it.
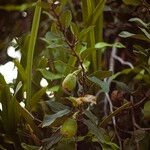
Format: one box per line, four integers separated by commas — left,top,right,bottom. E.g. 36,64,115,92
51,6,86,95
26,0,42,109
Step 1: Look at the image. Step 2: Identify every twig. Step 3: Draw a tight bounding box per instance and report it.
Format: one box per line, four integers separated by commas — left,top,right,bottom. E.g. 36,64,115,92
50,5,86,95
103,43,117,115
103,40,122,149
112,54,134,69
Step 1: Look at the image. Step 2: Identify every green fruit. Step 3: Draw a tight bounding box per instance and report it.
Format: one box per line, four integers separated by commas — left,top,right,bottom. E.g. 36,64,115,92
60,118,77,138
62,73,77,91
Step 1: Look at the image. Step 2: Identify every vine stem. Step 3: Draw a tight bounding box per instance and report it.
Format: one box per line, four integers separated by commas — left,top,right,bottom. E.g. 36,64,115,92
26,0,42,110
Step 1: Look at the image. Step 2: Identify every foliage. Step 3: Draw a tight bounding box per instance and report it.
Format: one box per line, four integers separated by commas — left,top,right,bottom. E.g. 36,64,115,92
0,0,150,150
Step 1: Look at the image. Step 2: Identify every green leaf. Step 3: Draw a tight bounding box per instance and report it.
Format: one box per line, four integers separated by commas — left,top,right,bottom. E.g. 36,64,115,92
44,100,70,112
95,42,125,49
83,119,105,143
123,0,142,6
84,110,98,125
99,102,131,127
86,0,106,26
54,60,77,74
26,0,42,109
45,31,60,42
21,143,40,150
112,80,130,92
139,27,150,39
29,87,47,110
95,42,112,49
0,3,35,11
78,26,94,40
14,81,23,96
37,57,48,69
60,10,72,28
42,132,63,150
89,70,112,79
102,142,119,150
119,31,150,43
14,60,26,82
39,69,64,80
83,119,118,149
43,11,56,21
70,22,79,37
129,18,148,29
113,42,125,48
119,31,135,38
143,101,150,119
81,48,97,59
88,76,109,93
42,109,70,127
48,85,60,92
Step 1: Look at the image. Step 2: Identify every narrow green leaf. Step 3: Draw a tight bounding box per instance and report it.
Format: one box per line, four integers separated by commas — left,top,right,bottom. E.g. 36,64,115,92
86,0,106,26
129,18,148,29
139,27,150,39
42,132,63,150
95,42,125,49
26,0,42,109
95,42,112,49
83,120,119,149
119,31,150,43
123,0,142,6
88,76,109,93
44,100,70,113
39,69,64,80
83,119,105,143
0,3,35,11
84,110,98,125
42,109,70,127
14,81,23,96
99,102,131,127
14,60,26,82
60,10,72,28
78,26,94,40
81,48,96,59
43,11,56,21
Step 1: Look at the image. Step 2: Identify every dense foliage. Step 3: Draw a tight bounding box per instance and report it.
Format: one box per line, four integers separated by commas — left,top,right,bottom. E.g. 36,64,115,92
0,0,150,149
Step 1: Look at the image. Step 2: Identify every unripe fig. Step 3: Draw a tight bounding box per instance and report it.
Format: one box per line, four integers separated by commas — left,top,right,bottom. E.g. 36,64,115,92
60,118,77,138
62,73,77,91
